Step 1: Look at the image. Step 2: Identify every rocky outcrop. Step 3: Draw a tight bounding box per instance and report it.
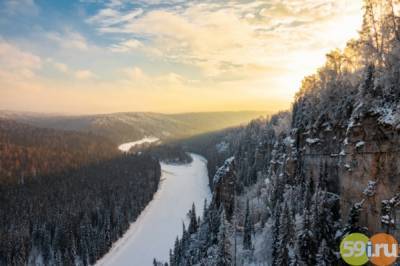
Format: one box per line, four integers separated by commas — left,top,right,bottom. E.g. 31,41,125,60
294,113,400,234
212,157,236,220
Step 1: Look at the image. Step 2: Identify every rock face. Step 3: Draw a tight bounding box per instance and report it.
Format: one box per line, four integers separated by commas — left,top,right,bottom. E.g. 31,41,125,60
212,157,236,220
341,115,400,234
295,113,400,233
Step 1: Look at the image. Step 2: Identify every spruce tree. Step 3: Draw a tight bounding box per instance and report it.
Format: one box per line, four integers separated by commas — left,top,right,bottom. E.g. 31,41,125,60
243,199,252,250
271,204,281,265
275,203,294,265
216,210,231,266
315,239,334,266
188,203,198,234
296,208,316,265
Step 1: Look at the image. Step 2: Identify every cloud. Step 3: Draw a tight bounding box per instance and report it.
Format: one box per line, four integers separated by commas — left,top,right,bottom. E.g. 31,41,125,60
46,59,69,73
0,40,45,111
87,0,362,81
110,39,142,52
86,8,143,27
0,0,365,114
0,40,42,80
75,69,95,79
47,30,89,51
2,0,39,16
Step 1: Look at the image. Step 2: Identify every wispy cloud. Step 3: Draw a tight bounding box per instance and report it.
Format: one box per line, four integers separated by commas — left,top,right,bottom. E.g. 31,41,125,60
87,0,362,80
0,40,41,79
110,39,142,52
47,29,89,51
86,8,143,27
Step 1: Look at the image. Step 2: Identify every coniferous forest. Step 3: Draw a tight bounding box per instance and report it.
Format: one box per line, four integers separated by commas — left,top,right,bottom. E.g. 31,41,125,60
0,119,161,265
2,0,400,265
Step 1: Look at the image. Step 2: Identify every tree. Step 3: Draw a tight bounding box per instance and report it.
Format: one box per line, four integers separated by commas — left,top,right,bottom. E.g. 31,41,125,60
296,208,316,265
188,203,198,234
271,204,281,265
217,210,231,266
361,64,375,96
275,203,294,265
315,239,334,266
343,201,367,235
243,199,253,250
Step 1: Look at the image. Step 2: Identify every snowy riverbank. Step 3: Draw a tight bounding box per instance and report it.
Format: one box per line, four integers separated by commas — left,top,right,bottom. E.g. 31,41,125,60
118,136,160,152
96,153,211,266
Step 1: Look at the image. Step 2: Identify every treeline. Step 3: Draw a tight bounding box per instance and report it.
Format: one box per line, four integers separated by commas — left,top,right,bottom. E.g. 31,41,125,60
293,0,400,130
0,119,117,184
144,145,192,164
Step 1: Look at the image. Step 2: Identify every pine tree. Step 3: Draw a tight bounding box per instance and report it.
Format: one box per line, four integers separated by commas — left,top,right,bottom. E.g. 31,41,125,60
243,199,253,250
343,201,366,235
188,203,198,234
169,249,174,266
275,203,294,265
310,190,338,263
361,64,375,96
216,209,231,266
296,208,316,265
202,198,208,220
315,239,334,266
172,237,180,266
271,204,281,265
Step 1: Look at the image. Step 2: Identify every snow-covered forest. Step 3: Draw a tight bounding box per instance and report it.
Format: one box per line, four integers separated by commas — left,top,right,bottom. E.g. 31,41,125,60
0,121,162,265
163,0,400,264
2,0,400,265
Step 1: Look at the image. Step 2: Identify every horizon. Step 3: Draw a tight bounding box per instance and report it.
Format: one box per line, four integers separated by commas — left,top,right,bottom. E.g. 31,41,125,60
0,0,363,114
0,108,274,117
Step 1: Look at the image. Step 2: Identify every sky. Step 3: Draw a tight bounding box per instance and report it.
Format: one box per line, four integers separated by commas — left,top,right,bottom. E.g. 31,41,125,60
0,0,363,114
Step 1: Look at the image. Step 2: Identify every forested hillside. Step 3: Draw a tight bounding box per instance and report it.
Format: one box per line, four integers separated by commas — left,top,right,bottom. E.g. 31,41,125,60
0,111,268,144
0,119,116,184
165,0,400,264
0,120,162,265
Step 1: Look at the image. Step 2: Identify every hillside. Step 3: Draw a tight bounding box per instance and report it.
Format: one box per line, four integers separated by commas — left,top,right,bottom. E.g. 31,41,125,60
0,118,117,184
164,1,400,265
0,111,269,143
0,119,163,265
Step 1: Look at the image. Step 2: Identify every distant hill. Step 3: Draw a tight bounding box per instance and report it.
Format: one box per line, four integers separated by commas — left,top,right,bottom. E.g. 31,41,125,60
0,118,118,184
0,111,269,143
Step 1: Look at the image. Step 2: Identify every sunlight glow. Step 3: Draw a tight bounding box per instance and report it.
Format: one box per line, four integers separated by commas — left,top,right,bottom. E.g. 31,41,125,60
0,0,364,114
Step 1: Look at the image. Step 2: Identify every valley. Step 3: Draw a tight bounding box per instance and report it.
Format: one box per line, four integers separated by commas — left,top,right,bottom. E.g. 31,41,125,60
96,153,211,266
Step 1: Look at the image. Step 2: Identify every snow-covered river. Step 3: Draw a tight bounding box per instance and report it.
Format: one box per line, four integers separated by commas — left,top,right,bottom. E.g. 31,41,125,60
96,152,211,266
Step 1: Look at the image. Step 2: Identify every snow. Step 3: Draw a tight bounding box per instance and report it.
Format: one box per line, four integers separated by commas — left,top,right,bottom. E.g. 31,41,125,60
213,157,235,185
305,138,319,144
96,153,211,266
216,141,229,153
283,136,295,146
363,180,377,197
118,136,159,152
355,141,365,148
373,105,400,126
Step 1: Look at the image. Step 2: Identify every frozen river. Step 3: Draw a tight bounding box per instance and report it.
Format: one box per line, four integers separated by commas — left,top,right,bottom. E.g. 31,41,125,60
96,153,211,266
